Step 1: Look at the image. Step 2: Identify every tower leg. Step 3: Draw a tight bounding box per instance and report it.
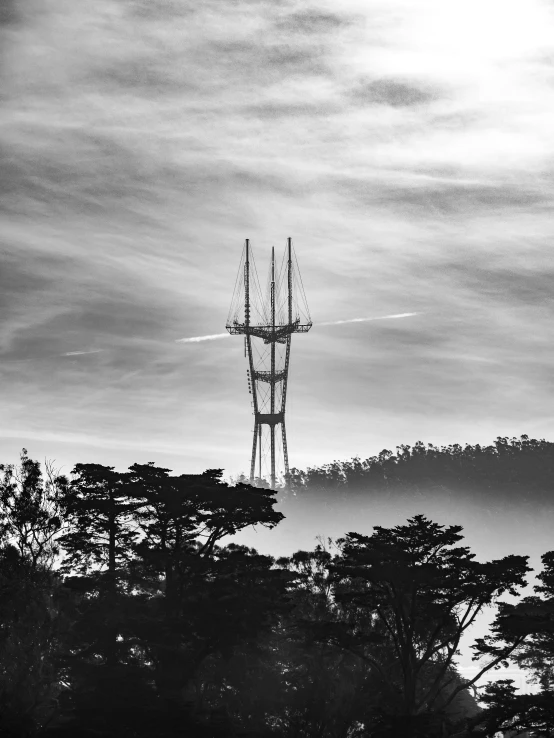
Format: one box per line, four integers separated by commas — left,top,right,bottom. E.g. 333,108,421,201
270,425,275,489
258,424,262,482
250,422,258,484
281,422,289,481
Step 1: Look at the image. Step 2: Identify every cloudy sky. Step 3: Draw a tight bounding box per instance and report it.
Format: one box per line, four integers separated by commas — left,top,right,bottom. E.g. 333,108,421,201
3,0,554,477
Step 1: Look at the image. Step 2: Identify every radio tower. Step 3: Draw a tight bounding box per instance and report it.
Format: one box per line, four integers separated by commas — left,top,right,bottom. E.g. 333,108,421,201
226,238,312,489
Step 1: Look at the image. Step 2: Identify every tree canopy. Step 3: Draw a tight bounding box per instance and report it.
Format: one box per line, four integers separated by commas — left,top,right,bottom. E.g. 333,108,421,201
0,444,552,738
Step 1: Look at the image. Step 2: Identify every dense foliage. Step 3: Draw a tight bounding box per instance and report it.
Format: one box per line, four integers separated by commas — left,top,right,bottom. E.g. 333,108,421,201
288,434,554,506
0,438,552,737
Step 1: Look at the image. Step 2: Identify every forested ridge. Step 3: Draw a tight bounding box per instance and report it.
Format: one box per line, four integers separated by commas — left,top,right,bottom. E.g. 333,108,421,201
288,435,554,503
0,437,553,738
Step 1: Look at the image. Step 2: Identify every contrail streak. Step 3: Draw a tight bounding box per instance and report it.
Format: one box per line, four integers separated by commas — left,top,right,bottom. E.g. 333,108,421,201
62,349,104,356
176,332,231,344
176,313,420,344
319,312,420,326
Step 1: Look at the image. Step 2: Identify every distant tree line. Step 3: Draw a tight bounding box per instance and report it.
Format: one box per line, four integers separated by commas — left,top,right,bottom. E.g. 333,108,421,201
0,440,552,737
287,435,554,506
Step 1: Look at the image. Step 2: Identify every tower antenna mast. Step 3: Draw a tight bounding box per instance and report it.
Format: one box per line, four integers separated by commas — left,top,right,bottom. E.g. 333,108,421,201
226,238,312,488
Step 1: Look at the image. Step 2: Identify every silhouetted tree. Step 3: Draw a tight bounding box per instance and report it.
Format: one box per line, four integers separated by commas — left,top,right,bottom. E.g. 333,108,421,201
58,464,141,664
165,543,295,737
275,542,381,737
305,515,531,737
0,545,66,737
467,550,554,737
123,464,286,732
0,449,67,570
467,679,554,737
3,444,549,738
515,551,554,692
53,464,147,736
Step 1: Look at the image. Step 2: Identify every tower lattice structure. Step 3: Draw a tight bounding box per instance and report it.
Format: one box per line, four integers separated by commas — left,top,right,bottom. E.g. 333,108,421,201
226,238,312,488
